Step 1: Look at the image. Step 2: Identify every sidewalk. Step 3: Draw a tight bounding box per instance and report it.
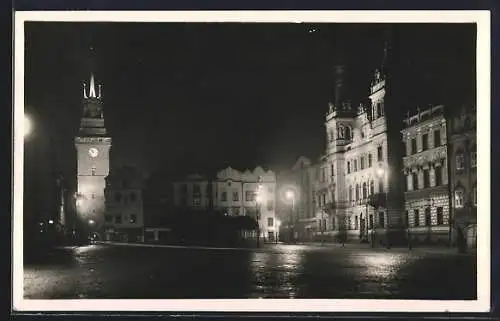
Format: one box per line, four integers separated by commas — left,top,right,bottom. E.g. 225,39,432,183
95,240,475,255
283,241,476,255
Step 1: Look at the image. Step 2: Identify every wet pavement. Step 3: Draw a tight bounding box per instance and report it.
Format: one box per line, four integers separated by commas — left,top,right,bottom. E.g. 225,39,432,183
23,243,476,299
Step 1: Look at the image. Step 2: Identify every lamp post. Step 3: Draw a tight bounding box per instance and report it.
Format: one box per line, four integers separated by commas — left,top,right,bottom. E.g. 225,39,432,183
24,114,33,138
376,165,390,249
285,189,296,243
275,219,281,244
255,181,263,247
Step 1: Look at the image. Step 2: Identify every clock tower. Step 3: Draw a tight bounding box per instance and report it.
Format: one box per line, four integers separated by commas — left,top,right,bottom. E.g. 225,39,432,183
74,73,111,234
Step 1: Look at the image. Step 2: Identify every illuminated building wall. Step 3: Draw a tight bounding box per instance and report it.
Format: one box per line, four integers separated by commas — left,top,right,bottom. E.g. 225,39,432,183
401,105,451,244
172,166,278,241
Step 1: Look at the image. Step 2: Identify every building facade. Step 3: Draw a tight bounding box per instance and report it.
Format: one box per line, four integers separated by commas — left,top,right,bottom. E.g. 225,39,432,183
401,105,451,245
448,105,477,250
74,73,112,239
317,64,406,246
104,166,145,242
173,166,279,242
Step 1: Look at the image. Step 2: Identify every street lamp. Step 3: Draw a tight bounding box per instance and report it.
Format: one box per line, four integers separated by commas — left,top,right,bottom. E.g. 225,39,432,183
275,219,281,243
255,182,263,247
24,113,33,138
376,165,390,249
285,189,296,243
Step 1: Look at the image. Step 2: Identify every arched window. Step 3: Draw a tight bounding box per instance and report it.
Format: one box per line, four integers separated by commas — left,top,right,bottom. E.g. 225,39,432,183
347,161,351,174
345,126,352,140
370,180,374,195
355,184,360,201
368,154,373,167
454,188,465,208
348,186,353,203
362,182,367,199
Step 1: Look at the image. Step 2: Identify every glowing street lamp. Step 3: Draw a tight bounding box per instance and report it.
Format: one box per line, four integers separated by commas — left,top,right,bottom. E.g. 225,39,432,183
88,219,95,226
255,181,264,247
24,113,32,138
285,189,297,243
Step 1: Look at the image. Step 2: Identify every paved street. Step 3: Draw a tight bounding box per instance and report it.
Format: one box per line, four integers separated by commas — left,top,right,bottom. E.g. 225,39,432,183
23,243,476,299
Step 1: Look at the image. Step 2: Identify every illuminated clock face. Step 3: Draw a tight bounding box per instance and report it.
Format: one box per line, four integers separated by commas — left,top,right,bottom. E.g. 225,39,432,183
88,147,99,158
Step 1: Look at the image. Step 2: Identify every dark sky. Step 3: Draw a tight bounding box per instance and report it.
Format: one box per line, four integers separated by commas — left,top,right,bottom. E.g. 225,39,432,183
24,22,475,188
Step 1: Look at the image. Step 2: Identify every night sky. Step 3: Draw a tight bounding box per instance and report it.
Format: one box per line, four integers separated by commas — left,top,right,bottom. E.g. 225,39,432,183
24,22,475,190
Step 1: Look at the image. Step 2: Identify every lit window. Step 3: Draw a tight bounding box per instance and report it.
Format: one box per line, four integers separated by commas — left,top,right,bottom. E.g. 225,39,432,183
456,154,465,171
129,214,137,224
455,189,464,208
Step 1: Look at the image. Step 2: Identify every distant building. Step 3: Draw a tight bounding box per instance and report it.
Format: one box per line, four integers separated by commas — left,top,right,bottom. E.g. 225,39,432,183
276,156,318,241
104,166,145,242
447,105,477,250
172,166,279,242
401,105,451,245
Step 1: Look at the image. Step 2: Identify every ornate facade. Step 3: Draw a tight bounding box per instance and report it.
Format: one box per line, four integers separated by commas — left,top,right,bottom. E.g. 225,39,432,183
401,105,451,244
318,66,406,245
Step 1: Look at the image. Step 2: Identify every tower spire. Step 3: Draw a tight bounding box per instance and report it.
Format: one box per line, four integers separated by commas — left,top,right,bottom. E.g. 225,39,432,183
89,73,97,98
